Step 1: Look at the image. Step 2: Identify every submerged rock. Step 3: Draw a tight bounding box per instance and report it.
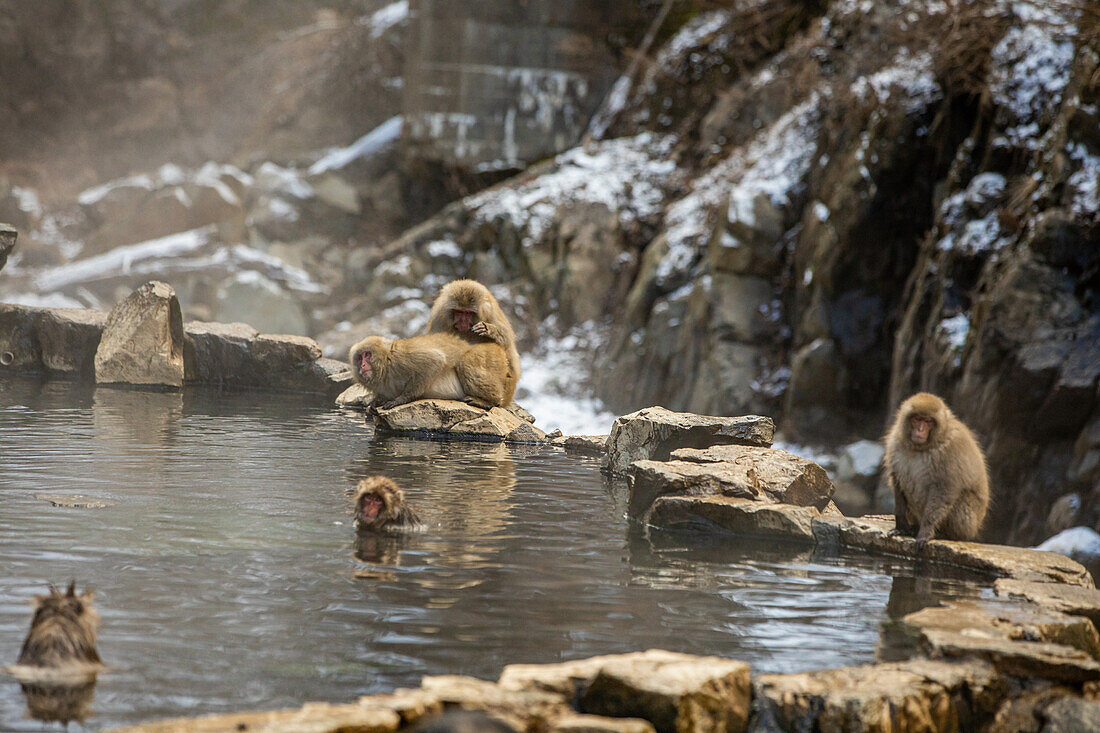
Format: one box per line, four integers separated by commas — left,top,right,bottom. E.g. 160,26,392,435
374,399,547,444
602,406,774,476
94,280,185,388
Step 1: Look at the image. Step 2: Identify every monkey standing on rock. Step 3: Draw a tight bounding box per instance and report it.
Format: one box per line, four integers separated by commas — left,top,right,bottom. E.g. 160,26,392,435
884,393,990,545
425,280,521,404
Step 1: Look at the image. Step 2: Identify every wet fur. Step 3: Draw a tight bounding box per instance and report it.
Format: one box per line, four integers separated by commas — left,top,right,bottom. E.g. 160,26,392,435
17,583,101,669
425,280,520,403
349,332,512,409
884,393,990,542
353,477,423,533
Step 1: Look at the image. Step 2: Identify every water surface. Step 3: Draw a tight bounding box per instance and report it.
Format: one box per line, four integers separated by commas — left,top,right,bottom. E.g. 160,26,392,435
0,378,990,730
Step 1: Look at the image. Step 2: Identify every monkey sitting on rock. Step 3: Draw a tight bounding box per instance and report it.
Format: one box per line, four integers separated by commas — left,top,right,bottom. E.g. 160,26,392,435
349,332,514,412
883,393,990,546
353,477,423,534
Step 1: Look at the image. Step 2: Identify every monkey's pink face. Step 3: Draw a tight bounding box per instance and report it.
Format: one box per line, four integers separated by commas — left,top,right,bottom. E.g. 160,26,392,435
452,309,476,332
357,350,373,378
909,415,935,445
357,493,385,524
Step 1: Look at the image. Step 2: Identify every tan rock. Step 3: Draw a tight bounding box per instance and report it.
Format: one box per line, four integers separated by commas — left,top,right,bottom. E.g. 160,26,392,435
376,400,546,443
95,281,186,388
104,701,400,733
919,629,1100,683
336,382,374,408
417,675,569,726
629,459,759,519
753,660,1006,732
648,495,818,542
562,435,610,455
670,444,834,508
602,407,774,476
0,222,15,272
36,307,107,376
995,579,1100,628
547,713,656,733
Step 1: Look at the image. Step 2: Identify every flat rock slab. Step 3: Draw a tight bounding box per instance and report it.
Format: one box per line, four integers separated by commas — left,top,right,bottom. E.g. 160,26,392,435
560,435,610,456
95,281,186,388
602,406,774,475
500,649,750,733
995,579,1100,628
375,399,546,443
670,445,833,508
918,628,1100,683
105,702,401,733
0,305,107,376
336,382,373,408
548,713,656,733
648,495,819,542
35,494,117,509
753,659,1006,732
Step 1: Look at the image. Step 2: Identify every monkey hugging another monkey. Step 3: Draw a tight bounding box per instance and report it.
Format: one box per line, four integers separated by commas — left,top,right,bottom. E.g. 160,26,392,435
884,393,990,545
348,279,520,413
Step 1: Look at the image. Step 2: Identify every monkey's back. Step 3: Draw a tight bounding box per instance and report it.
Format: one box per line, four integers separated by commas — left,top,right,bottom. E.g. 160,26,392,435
18,615,101,668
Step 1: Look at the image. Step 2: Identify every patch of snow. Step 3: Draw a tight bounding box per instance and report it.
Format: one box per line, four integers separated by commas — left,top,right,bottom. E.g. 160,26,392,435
11,187,42,217
812,201,830,221
226,245,324,293
255,162,314,199
520,323,619,436
425,239,463,259
264,198,300,222
359,0,408,38
963,173,1007,208
1035,526,1100,561
376,254,413,277
656,10,732,70
309,116,403,175
33,226,215,291
1066,142,1100,220
77,174,155,207
938,313,970,351
844,440,885,476
194,162,245,206
851,49,940,112
0,292,85,309
587,74,632,140
938,212,1010,255
157,163,186,186
466,133,677,248
658,96,820,284
989,9,1076,149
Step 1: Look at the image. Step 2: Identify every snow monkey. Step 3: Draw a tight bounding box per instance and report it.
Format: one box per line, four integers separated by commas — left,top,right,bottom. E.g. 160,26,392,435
349,332,514,411
425,280,521,400
884,393,990,545
17,582,102,669
353,477,423,533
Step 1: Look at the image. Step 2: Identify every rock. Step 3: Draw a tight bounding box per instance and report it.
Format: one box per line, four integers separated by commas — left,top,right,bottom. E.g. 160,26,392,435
1035,527,1100,571
375,399,547,443
94,281,186,388
602,407,774,476
36,308,107,376
336,382,373,408
648,495,818,542
548,713,656,733
577,653,751,733
182,321,258,386
1041,697,1100,733
902,601,1100,659
214,271,310,336
499,650,749,733
417,675,569,727
994,580,1100,629
35,494,116,509
1046,494,1082,536
752,660,1006,732
918,628,1100,683
671,445,835,508
0,222,15,272
506,404,537,424
310,172,361,215
563,435,609,456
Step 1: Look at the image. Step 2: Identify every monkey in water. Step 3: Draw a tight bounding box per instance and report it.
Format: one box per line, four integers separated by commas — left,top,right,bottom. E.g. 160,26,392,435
17,582,102,670
884,392,990,545
353,476,423,533
349,332,514,411
425,280,521,399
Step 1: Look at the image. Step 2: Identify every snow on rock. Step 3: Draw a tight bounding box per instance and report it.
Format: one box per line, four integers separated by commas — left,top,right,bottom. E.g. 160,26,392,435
1035,526,1100,562
254,162,314,199
1,292,85,309
466,133,678,248
359,0,409,38
654,9,733,71
937,212,1011,255
1066,142,1100,221
308,116,403,175
851,49,940,112
843,440,885,476
989,5,1077,149
657,95,820,284
938,313,970,352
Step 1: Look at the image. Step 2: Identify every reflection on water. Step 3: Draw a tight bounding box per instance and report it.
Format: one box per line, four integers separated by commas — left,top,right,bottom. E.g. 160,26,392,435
12,674,99,727
0,377,992,730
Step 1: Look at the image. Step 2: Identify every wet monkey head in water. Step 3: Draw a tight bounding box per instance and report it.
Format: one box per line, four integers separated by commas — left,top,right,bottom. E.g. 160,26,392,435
353,477,423,533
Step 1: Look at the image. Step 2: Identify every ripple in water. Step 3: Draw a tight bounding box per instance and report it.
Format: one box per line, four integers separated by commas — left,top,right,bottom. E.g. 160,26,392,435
0,377,991,730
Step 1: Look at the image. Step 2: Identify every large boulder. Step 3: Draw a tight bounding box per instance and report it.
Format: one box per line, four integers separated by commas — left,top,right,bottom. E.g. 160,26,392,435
374,399,546,444
602,407,774,476
182,321,259,386
0,304,105,377
94,281,186,388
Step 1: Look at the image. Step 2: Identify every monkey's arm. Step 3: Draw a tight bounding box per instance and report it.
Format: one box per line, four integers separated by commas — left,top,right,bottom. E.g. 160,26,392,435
886,469,917,536
470,321,506,344
915,482,963,544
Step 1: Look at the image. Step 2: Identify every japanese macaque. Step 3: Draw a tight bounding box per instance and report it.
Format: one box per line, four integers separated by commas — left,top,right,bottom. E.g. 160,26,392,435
353,476,423,533
425,280,521,399
349,332,514,410
884,393,990,545
17,583,101,670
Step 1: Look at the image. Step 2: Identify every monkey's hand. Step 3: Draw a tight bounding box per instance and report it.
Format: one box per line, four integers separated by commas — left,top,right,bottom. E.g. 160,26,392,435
464,397,496,411
914,525,935,551
470,321,504,343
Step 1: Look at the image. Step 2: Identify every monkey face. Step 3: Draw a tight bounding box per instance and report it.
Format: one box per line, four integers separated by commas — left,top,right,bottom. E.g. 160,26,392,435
356,349,373,379
33,585,95,629
451,308,477,332
356,491,388,525
909,415,935,446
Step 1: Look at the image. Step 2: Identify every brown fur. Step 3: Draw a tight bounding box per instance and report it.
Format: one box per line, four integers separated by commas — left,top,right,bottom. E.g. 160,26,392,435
17,583,101,669
883,393,990,543
353,477,423,533
349,331,513,410
425,280,520,403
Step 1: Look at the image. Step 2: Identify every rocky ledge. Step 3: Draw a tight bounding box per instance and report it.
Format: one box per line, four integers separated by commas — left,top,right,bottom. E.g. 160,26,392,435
0,279,352,397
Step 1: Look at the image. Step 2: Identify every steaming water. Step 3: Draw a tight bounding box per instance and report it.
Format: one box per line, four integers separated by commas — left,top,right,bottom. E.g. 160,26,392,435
0,377,991,731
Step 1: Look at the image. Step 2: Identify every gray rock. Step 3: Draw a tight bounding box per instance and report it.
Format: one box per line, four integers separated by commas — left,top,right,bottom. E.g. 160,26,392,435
94,281,186,388
994,579,1100,629
563,435,609,456
36,308,107,376
648,495,819,542
0,222,16,272
671,444,835,508
1041,697,1100,733
183,321,259,386
375,399,547,443
214,272,310,336
602,407,774,476
336,383,374,408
